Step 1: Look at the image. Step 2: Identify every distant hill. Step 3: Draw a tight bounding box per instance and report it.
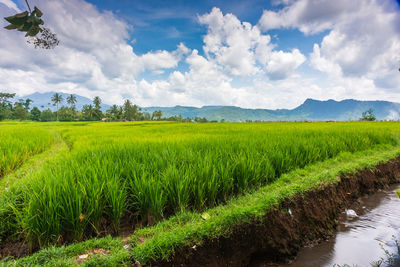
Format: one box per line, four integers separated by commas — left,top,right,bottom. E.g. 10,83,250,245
19,92,110,111
18,92,400,121
142,99,400,121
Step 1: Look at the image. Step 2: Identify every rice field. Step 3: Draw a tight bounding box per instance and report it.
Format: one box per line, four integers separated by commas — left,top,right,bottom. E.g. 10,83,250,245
0,124,54,178
1,121,400,249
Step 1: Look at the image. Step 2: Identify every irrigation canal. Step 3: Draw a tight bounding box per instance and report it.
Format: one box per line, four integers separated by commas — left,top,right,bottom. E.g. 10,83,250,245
284,184,400,267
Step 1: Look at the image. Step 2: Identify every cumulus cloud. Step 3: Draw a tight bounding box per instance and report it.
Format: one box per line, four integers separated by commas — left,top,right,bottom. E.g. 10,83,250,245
259,0,400,92
140,43,190,72
0,0,20,11
134,49,310,109
198,7,305,79
258,0,360,34
0,0,188,102
266,49,306,80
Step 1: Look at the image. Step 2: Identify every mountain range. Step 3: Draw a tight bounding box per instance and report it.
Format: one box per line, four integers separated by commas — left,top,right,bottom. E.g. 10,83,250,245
19,92,400,121
142,99,400,121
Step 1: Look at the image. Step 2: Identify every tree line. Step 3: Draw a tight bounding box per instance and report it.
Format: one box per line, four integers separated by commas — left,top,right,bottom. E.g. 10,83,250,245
0,92,210,122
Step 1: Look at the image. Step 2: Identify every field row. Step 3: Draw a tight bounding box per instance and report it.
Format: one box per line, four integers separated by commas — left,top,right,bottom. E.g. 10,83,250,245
0,121,399,249
0,124,54,178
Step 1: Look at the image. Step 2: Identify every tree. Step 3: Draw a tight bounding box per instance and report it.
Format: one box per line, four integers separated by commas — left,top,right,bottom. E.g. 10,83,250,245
106,104,123,121
51,93,63,121
123,100,139,121
143,112,151,121
0,92,15,104
4,1,59,49
21,98,33,111
152,110,163,121
13,102,28,120
194,117,208,123
0,92,15,121
81,104,95,121
360,108,376,121
40,108,55,122
58,106,76,121
93,96,103,120
30,106,41,121
67,94,77,108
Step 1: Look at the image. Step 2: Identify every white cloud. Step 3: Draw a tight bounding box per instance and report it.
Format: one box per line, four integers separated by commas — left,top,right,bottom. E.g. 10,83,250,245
259,0,400,93
266,49,306,80
198,7,305,79
140,43,190,71
258,0,360,35
0,0,188,103
0,0,20,12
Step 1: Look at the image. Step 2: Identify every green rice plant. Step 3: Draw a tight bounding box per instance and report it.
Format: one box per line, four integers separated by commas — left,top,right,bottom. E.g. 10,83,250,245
104,176,127,234
2,121,400,248
0,123,54,177
128,171,166,224
163,165,191,214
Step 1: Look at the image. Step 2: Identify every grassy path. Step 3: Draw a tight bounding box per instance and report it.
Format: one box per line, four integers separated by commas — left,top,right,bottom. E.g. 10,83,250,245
0,129,69,193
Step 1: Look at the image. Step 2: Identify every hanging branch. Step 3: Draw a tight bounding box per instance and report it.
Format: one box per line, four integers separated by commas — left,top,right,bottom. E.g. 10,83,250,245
24,0,32,13
4,0,59,49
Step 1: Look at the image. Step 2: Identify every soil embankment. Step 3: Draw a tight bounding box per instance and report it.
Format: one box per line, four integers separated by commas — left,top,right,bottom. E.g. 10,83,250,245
152,156,400,266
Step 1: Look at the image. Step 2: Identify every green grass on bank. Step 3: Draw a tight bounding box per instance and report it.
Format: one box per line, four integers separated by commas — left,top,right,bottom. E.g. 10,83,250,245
3,143,400,266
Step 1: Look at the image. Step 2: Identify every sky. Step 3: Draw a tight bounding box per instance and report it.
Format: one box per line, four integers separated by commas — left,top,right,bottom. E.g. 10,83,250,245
0,0,399,109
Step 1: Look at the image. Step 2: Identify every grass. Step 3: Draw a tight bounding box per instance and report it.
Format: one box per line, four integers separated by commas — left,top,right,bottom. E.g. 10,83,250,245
130,144,400,264
0,123,54,178
1,121,400,262
2,141,400,266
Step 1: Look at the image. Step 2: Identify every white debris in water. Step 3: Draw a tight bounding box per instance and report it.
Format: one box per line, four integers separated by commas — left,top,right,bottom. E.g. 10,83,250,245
345,209,358,218
288,208,293,217
79,254,88,259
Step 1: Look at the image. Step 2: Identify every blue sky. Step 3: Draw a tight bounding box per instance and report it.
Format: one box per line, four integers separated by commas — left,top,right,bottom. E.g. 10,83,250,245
84,0,326,81
84,0,324,54
0,0,399,111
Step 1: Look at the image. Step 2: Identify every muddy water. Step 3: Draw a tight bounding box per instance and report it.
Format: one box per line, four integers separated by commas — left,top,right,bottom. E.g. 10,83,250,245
286,184,400,267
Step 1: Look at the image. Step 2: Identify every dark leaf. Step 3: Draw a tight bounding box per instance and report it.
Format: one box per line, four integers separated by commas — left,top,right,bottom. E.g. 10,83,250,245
27,14,42,26
18,21,32,32
4,11,29,26
33,6,43,17
4,24,17,30
26,25,40,37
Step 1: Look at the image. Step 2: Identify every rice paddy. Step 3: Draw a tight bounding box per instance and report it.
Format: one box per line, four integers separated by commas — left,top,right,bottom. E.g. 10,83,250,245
0,124,54,178
1,121,400,251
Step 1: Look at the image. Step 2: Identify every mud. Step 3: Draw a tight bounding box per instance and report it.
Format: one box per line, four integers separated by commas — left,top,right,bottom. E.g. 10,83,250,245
151,156,400,266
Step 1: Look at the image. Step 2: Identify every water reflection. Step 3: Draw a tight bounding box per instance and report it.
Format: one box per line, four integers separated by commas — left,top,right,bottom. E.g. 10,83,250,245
286,185,400,267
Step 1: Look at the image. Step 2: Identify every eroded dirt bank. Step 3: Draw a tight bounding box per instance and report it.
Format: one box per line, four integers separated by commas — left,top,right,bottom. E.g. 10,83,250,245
152,156,400,267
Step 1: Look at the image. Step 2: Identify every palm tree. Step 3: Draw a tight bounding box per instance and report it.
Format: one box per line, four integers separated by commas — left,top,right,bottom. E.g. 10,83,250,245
67,94,77,108
93,96,102,120
152,110,162,120
51,93,63,121
93,96,101,110
82,104,95,121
